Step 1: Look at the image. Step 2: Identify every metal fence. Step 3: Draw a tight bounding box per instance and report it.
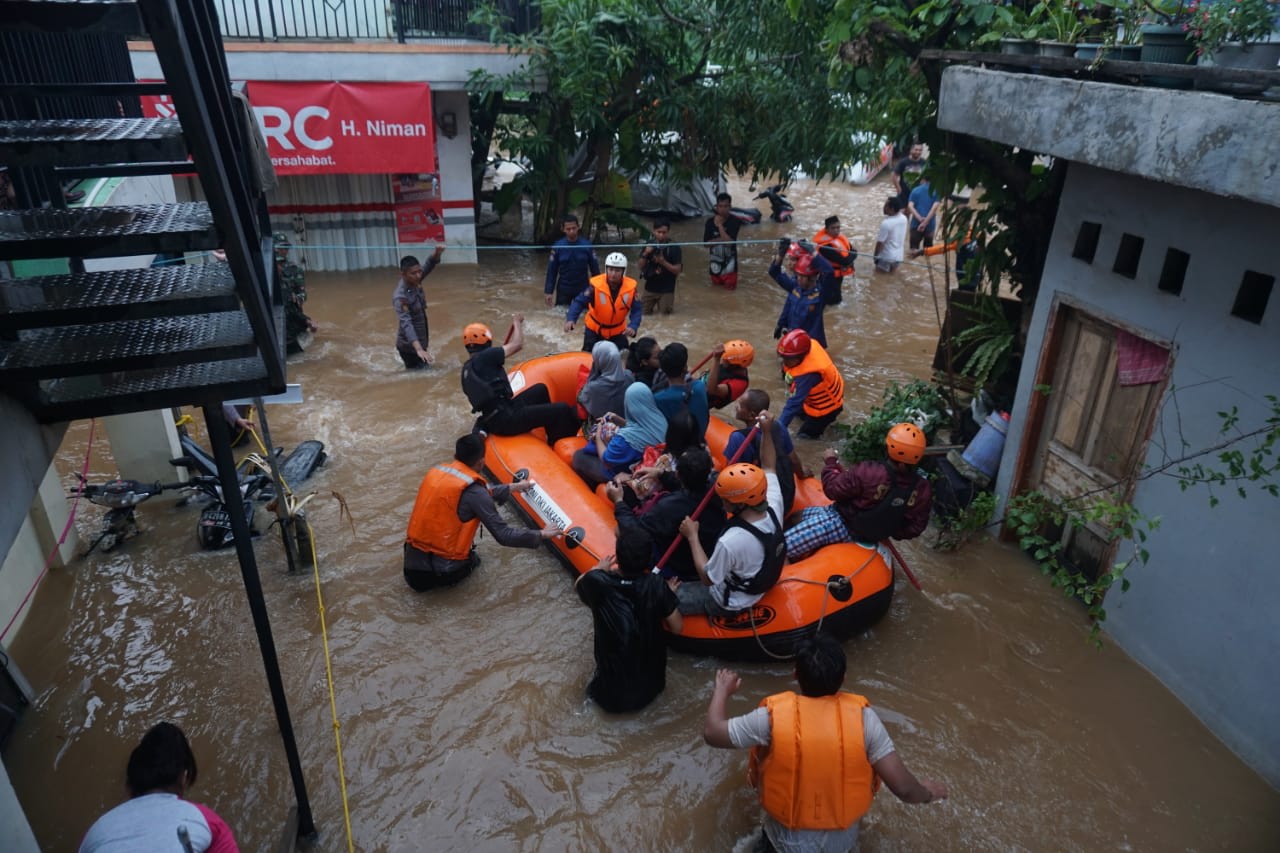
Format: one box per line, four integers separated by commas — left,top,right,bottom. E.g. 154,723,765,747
212,0,538,42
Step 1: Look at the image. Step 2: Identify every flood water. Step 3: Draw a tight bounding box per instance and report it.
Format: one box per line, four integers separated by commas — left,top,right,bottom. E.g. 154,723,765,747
6,175,1279,852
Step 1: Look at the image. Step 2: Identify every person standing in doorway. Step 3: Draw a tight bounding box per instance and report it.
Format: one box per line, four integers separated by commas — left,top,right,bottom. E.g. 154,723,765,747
565,252,642,352
392,246,443,369
544,213,600,307
704,192,743,290
892,141,927,208
702,633,948,852
639,217,684,315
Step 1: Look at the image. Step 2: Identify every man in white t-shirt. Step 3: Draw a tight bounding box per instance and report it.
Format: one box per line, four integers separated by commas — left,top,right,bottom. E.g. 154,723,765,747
703,633,948,851
874,197,908,274
676,412,785,615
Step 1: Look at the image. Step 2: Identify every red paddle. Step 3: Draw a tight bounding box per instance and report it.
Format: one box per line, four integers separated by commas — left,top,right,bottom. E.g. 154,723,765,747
883,540,924,592
652,423,760,572
689,349,716,375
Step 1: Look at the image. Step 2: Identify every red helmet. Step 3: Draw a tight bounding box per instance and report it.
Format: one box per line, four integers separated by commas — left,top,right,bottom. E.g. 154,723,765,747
721,340,755,368
715,463,768,506
793,254,816,277
462,323,493,347
886,423,927,465
777,329,811,358
786,242,805,259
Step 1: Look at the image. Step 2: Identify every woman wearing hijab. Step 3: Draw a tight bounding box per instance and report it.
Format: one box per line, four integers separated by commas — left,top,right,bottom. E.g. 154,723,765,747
572,382,668,488
578,340,633,424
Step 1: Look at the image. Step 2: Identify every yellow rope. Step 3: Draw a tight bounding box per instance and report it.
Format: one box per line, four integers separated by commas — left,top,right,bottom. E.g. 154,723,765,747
305,516,356,853
247,425,354,851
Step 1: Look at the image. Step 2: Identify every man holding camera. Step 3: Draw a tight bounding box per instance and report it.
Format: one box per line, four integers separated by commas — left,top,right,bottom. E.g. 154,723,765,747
638,217,683,315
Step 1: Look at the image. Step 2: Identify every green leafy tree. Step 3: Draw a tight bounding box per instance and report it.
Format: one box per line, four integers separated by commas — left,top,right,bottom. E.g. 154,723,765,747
470,0,882,242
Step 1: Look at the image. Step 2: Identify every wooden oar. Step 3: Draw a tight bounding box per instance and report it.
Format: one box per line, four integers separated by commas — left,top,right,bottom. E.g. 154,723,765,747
653,423,760,572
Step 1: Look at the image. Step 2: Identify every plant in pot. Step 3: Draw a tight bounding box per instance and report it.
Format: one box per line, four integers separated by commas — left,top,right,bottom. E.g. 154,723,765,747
997,5,1043,56
1037,0,1097,56
1083,0,1146,60
1138,0,1199,86
1187,0,1280,93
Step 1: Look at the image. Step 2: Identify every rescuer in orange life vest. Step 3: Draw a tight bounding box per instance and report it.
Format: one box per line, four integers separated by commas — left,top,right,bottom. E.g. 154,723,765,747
703,632,948,851
564,251,643,352
812,215,857,305
403,433,559,591
776,329,845,439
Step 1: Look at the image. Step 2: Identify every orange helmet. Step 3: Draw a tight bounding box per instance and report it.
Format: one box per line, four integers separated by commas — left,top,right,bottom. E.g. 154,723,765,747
886,423,927,465
777,329,811,358
721,340,755,368
715,463,768,506
462,323,493,347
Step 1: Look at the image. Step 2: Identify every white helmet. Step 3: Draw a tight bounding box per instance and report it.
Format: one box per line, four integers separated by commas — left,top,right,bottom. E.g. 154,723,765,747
605,251,627,270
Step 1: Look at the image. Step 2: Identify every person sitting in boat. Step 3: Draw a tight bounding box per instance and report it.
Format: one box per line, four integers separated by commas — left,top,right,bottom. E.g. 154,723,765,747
608,447,726,583
705,339,753,410
724,389,810,518
702,633,947,852
784,423,933,563
578,340,633,434
653,342,710,439
403,433,559,591
624,336,666,391
461,315,581,446
674,412,786,616
572,381,669,489
574,525,682,713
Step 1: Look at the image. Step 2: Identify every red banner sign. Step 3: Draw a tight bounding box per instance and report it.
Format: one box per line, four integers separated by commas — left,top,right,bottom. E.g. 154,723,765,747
142,81,435,176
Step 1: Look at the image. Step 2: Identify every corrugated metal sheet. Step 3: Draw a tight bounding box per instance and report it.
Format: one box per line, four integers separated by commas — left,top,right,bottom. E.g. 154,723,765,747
267,174,398,272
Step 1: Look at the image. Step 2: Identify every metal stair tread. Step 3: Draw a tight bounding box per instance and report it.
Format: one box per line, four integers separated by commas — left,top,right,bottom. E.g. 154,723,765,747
0,117,186,167
0,311,257,374
36,356,277,411
0,262,238,328
0,201,218,261
0,0,144,35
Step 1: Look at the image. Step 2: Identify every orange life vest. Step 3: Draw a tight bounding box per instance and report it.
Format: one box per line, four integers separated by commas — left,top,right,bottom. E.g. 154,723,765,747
405,461,485,560
786,341,844,417
583,273,638,336
748,691,879,831
812,229,854,278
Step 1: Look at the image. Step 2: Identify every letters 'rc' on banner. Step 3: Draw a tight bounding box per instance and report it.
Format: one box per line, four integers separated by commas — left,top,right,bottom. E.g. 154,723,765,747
142,81,435,176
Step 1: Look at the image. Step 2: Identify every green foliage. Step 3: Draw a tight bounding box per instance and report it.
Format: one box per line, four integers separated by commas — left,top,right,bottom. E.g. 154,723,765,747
471,0,874,241
934,490,997,551
831,379,951,464
1005,489,1161,642
1175,395,1280,505
951,294,1015,388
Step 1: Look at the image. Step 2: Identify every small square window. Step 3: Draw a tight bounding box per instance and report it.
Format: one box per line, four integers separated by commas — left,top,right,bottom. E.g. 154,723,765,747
1232,270,1274,324
1157,248,1189,295
1113,233,1144,279
1072,221,1101,263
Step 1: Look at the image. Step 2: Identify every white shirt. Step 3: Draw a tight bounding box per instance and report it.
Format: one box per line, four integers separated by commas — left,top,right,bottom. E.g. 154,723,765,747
706,472,785,611
875,213,908,264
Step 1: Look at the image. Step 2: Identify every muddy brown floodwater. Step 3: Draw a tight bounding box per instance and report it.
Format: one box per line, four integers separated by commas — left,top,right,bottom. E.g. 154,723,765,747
6,175,1279,852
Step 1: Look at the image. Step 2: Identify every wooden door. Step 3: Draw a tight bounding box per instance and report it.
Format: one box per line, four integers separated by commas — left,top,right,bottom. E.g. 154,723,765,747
1023,308,1168,581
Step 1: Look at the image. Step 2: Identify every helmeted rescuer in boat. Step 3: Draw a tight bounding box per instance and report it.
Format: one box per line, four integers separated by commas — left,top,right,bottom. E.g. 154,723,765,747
674,411,786,616
703,633,948,851
785,422,934,562
403,433,559,590
460,314,581,445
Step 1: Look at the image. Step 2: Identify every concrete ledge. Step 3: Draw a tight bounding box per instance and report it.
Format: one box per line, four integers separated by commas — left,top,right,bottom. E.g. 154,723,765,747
938,65,1280,209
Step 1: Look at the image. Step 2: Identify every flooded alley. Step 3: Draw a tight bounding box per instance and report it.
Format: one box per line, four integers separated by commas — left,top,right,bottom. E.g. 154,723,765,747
5,175,1279,852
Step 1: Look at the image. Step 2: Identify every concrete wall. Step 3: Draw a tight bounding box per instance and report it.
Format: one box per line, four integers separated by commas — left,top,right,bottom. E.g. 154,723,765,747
996,163,1280,787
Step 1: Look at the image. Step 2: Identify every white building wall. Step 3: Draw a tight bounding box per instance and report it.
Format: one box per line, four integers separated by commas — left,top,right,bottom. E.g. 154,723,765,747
996,163,1280,787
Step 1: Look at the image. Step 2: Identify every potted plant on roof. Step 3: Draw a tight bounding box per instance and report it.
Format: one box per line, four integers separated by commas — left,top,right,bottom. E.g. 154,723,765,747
1080,0,1146,60
1189,0,1280,93
1038,0,1096,56
1138,0,1198,86
997,4,1043,56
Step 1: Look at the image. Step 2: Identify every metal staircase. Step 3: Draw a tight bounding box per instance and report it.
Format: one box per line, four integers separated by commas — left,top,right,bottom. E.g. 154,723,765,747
0,0,285,424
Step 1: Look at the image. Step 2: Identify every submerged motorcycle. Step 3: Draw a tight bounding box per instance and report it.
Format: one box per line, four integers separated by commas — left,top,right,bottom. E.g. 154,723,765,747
727,183,795,225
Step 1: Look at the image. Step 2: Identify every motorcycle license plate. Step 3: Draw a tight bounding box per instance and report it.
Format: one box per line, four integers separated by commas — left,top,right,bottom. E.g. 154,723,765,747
201,510,230,526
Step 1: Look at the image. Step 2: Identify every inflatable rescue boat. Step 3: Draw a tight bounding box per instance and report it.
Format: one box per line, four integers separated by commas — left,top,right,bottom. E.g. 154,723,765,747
483,351,895,661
